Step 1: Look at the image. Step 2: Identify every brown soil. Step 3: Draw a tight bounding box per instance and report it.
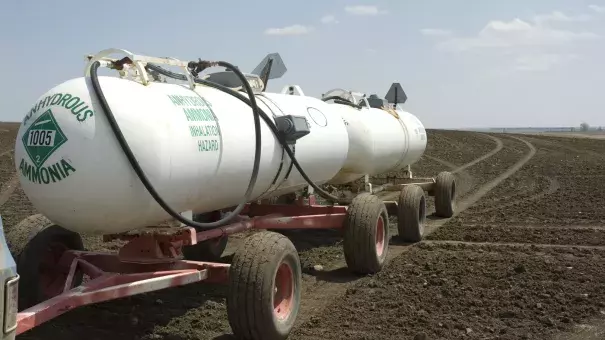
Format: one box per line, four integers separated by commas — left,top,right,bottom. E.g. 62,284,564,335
0,122,18,154
3,127,605,340
292,242,605,340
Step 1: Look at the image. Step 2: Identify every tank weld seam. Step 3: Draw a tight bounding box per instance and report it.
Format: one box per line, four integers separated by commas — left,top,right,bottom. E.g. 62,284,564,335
282,144,296,182
256,96,286,188
271,148,286,186
380,107,400,119
260,144,297,200
387,119,411,173
253,95,293,199
257,95,283,117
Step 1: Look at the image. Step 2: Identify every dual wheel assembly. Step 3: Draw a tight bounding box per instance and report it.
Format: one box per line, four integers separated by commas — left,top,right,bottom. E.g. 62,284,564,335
342,171,456,275
7,171,455,340
397,171,456,243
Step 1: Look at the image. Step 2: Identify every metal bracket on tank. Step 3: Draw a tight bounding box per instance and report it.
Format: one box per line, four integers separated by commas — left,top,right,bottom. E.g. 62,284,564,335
364,175,373,193
302,185,317,205
84,48,197,89
179,210,194,228
281,85,305,96
354,93,371,110
402,165,413,179
364,175,395,195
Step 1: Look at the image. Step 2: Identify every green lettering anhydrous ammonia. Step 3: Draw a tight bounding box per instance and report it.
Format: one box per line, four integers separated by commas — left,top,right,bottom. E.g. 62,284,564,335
166,93,222,153
23,92,95,125
183,107,216,122
166,94,213,108
20,108,77,184
188,124,220,137
19,158,76,185
198,140,220,152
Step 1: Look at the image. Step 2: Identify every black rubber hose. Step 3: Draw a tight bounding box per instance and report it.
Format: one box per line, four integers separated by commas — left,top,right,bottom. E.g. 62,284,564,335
89,60,263,229
146,63,349,204
321,95,362,109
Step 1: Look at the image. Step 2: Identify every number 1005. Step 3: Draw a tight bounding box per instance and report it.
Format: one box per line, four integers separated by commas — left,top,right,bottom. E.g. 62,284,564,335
27,130,56,147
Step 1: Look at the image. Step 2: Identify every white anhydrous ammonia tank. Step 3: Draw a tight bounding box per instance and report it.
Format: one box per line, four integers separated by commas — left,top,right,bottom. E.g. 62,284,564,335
327,104,426,185
15,75,426,235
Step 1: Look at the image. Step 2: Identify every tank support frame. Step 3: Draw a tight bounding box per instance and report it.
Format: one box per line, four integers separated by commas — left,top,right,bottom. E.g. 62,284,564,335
363,166,440,213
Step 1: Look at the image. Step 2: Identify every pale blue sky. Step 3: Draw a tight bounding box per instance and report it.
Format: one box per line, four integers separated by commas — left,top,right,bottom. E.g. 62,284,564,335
1,0,604,128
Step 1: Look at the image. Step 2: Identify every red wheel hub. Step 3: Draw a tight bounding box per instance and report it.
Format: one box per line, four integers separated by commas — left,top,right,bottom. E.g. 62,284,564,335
273,262,294,320
375,216,385,257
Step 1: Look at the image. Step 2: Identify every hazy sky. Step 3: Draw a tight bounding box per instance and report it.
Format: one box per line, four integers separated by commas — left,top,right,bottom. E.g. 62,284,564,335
1,0,604,128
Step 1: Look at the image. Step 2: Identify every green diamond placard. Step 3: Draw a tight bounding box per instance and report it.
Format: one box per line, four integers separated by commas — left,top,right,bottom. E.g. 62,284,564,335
22,109,68,168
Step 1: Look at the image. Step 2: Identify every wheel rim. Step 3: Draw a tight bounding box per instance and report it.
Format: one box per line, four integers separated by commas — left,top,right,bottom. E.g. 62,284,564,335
273,262,294,321
375,215,385,257
39,242,68,298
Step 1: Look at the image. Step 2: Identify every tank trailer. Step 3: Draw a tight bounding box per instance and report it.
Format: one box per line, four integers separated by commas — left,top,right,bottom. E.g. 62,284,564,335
5,48,455,339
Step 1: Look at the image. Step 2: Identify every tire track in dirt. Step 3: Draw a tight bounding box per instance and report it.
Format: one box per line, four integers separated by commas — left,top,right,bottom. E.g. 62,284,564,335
422,156,475,197
386,136,535,250
554,318,605,340
399,136,535,237
385,133,504,201
423,133,503,174
458,223,605,231
440,135,605,228
434,136,535,223
0,149,12,158
448,133,504,174
0,149,17,208
470,175,560,214
293,134,532,329
0,175,19,208
423,239,605,251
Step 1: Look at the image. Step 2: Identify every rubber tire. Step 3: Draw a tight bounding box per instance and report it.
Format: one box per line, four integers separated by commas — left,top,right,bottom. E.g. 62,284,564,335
434,171,456,218
343,193,390,275
5,214,84,311
397,185,426,243
227,231,301,340
182,212,228,262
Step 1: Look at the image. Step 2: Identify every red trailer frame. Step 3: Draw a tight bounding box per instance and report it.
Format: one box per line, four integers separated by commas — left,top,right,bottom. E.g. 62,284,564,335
13,195,365,337
11,172,456,339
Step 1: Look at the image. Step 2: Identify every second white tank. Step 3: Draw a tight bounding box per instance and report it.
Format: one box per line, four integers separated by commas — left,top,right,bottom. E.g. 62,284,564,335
327,102,427,185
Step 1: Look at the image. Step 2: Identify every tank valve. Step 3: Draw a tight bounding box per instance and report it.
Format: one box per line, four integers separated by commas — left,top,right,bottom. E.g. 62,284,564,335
274,115,310,145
